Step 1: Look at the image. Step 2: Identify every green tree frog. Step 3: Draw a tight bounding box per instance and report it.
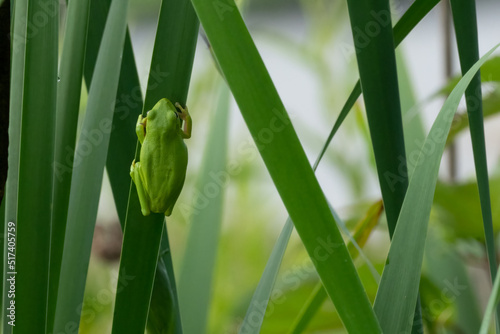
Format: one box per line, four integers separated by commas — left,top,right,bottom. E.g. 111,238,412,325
130,98,192,216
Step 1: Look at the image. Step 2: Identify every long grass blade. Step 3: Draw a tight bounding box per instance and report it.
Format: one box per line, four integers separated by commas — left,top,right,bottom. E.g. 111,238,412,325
480,263,500,334
13,0,58,332
178,84,231,334
236,1,440,331
52,0,131,331
373,43,500,334
191,0,381,331
48,0,91,330
346,0,406,240
317,0,439,175
196,1,440,331
287,201,383,334
111,0,199,333
450,0,498,312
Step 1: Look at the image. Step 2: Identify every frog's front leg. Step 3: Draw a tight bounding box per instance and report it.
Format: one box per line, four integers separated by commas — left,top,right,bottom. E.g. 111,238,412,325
130,160,151,216
175,102,192,139
135,114,147,144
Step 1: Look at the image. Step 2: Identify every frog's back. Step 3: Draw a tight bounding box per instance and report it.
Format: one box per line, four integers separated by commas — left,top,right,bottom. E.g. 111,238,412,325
141,133,187,215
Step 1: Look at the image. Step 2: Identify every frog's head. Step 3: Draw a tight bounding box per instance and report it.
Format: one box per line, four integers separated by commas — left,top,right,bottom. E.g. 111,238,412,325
146,98,181,134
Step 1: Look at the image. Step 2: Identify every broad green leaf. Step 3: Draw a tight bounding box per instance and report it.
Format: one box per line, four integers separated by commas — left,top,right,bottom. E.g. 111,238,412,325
450,0,497,290
179,84,231,334
48,0,91,330
111,0,199,333
13,0,58,332
373,43,500,334
52,0,131,331
191,0,381,331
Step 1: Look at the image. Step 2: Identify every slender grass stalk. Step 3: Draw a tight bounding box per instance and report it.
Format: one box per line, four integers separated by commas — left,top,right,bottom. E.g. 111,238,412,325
480,263,500,334
239,219,294,334
345,0,406,245
52,0,131,331
450,1,499,325
47,0,91,331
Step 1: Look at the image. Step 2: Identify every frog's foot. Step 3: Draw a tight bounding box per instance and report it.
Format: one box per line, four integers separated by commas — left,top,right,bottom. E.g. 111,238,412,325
175,102,188,118
130,161,151,216
136,115,147,144
175,102,192,139
130,159,137,175
165,206,174,217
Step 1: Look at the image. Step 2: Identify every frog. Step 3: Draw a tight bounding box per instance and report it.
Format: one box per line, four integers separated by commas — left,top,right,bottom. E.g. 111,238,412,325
130,98,192,216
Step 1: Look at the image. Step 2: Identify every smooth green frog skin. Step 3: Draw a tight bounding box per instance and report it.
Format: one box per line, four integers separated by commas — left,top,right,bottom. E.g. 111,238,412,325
130,98,192,216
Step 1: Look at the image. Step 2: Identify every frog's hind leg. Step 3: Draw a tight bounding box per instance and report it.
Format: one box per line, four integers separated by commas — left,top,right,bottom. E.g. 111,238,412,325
130,160,151,216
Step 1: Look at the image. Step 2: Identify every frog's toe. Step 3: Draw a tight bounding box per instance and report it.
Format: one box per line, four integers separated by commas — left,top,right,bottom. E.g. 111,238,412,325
141,207,151,216
165,207,173,217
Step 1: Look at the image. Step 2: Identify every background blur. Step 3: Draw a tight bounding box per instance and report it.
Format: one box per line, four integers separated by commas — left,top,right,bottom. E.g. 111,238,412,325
82,0,500,332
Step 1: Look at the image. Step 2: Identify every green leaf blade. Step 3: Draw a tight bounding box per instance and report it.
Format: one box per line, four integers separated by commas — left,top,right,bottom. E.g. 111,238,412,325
52,0,131,331
190,1,381,332
48,0,91,330
13,0,58,332
373,43,500,334
111,0,199,333
178,84,231,334
450,0,498,293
